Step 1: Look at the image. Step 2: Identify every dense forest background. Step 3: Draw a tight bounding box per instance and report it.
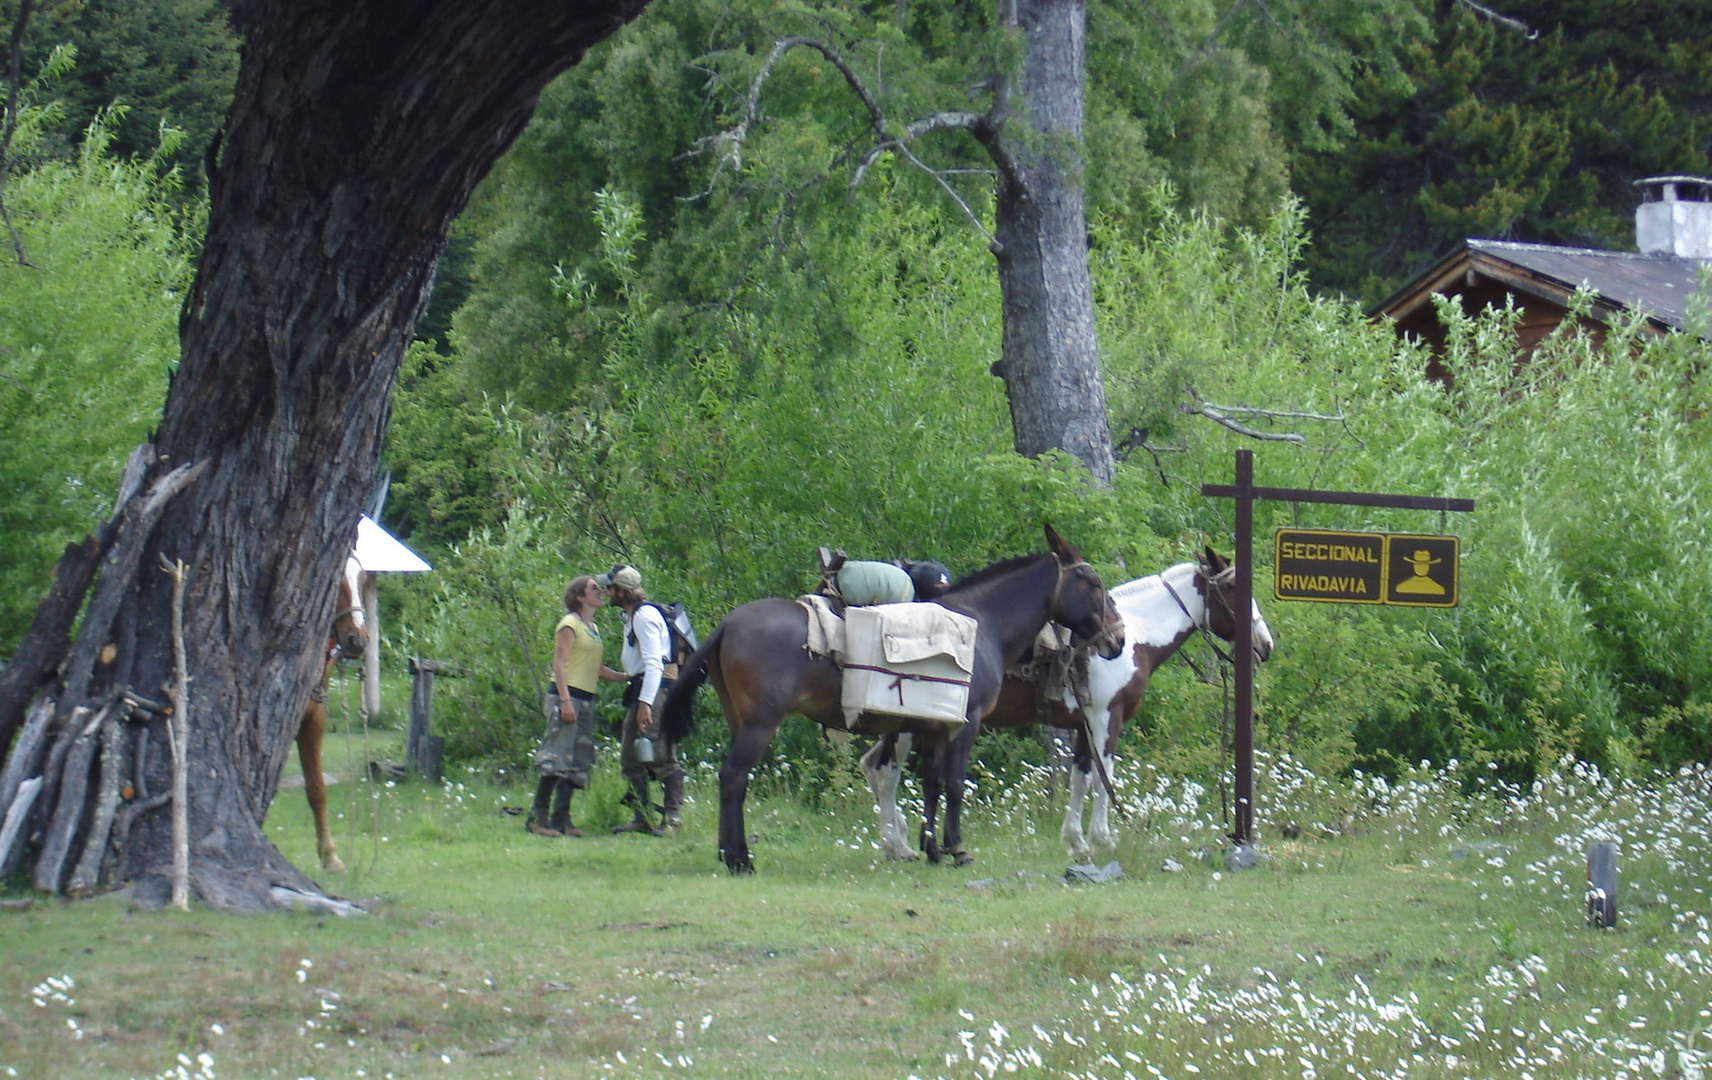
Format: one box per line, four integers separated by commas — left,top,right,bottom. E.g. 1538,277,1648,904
3,0,1710,792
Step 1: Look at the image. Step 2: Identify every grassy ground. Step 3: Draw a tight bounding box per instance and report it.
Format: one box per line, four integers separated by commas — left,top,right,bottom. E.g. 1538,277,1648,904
2,750,1709,1080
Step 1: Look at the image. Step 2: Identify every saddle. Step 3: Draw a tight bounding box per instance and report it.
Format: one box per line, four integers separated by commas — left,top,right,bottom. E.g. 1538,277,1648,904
1010,623,1094,722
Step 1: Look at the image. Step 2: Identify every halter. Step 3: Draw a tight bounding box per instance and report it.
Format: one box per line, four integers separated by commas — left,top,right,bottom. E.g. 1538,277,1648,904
1161,564,1237,679
1050,558,1116,649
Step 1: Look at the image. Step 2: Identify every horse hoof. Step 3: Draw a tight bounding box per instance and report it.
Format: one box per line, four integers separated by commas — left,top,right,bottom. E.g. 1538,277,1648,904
322,852,346,873
951,850,975,868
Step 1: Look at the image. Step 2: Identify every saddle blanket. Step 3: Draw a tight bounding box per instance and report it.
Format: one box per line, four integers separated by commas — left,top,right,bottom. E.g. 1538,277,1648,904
797,594,846,662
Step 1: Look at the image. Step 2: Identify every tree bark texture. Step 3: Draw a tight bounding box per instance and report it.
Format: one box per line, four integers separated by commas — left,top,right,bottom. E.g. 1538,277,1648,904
0,0,648,911
980,0,1115,485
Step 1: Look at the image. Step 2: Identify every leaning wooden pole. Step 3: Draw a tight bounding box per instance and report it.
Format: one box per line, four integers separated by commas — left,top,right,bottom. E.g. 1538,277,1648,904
161,556,191,911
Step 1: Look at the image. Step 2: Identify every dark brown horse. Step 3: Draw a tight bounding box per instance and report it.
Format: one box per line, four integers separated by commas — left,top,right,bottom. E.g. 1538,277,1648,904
295,555,367,872
660,525,1125,873
862,548,1276,862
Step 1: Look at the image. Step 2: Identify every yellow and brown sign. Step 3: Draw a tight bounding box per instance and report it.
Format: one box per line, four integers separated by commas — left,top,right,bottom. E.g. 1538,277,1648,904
1383,533,1459,607
1274,529,1385,604
1274,529,1459,607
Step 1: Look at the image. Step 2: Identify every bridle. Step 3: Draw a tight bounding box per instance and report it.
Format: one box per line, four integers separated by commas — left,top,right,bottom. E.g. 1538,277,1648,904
1161,563,1237,679
1050,558,1119,651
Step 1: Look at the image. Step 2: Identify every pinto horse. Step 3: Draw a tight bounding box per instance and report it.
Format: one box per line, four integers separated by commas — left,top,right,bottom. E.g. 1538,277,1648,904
660,525,1125,873
295,555,367,873
862,548,1275,863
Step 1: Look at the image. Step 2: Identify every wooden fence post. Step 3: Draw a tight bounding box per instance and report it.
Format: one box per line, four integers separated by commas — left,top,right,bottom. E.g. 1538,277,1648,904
1587,841,1618,929
405,657,445,784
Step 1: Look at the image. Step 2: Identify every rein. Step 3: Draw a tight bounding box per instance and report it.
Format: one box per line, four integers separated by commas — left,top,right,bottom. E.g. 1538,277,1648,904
1048,556,1128,812
1050,558,1116,652
1161,570,1236,681
1161,566,1241,833
1077,707,1125,820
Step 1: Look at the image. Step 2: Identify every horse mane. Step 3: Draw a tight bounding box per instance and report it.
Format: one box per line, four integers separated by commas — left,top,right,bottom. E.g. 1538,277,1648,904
1109,562,1197,603
943,552,1051,594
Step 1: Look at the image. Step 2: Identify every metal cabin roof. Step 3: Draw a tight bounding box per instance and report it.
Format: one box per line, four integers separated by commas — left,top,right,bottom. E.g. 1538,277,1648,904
1378,239,1712,335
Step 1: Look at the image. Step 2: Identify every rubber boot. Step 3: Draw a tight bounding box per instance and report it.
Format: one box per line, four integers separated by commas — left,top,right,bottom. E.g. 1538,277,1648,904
549,778,582,837
526,776,560,837
612,780,652,833
653,773,684,837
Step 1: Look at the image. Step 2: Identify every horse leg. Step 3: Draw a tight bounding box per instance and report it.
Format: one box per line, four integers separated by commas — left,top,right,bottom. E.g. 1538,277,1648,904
860,733,919,861
1061,744,1095,864
917,734,945,864
1088,751,1119,855
297,696,344,873
940,722,980,867
718,719,777,874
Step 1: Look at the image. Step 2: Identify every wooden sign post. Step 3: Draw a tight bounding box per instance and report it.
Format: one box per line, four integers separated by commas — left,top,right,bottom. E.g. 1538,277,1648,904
1203,450,1474,850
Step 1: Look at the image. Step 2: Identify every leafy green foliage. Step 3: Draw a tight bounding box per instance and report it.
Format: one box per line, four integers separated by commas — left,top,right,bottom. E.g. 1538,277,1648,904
392,169,1712,789
0,105,196,650
5,0,238,182
1295,0,1712,302
438,0,1424,413
382,343,514,550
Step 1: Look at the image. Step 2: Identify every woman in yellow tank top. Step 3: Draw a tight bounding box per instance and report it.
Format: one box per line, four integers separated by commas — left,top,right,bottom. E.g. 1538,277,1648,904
528,575,623,836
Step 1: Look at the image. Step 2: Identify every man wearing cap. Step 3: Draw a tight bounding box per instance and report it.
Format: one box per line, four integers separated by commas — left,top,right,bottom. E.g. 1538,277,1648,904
598,564,686,836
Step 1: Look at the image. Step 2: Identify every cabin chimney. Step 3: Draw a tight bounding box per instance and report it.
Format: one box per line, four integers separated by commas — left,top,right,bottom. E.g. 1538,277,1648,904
1635,176,1712,259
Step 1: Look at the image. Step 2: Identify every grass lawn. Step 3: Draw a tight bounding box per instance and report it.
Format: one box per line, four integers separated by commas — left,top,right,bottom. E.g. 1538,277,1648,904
2,750,1709,1079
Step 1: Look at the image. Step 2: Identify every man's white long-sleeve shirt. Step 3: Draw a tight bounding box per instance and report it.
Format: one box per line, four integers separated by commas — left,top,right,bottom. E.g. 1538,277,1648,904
620,602,671,705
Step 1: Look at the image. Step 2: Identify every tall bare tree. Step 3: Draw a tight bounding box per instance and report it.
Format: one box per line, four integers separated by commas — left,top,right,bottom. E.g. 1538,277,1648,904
0,0,649,912
982,0,1114,484
711,0,1116,484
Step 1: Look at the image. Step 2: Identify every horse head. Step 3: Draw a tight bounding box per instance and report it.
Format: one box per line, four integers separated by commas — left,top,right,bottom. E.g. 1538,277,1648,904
1045,524,1125,660
1195,547,1274,663
331,555,369,659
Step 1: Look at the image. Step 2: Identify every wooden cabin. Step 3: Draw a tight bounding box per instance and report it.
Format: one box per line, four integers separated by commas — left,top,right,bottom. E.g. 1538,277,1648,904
1376,176,1712,375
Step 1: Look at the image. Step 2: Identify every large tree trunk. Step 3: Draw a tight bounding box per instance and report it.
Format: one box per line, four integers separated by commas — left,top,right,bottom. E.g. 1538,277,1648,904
0,0,647,912
980,0,1115,485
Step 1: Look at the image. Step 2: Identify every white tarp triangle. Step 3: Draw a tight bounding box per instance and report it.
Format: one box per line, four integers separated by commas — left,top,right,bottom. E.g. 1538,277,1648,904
354,514,431,573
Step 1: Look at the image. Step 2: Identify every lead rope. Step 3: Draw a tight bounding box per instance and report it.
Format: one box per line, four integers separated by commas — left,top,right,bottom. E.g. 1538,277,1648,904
1051,558,1126,811
1160,572,1238,828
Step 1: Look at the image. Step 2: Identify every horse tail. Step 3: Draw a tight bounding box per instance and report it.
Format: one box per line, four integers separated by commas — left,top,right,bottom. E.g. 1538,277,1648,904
662,622,721,743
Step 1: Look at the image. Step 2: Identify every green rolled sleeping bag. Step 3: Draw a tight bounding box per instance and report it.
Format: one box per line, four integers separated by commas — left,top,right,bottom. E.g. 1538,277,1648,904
836,560,916,605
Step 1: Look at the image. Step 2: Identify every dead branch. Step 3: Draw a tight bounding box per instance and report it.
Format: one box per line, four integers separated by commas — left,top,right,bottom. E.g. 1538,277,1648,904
53,459,204,727
1185,389,1345,424
0,534,101,758
0,693,52,821
1178,385,1350,444
65,712,123,895
33,699,116,892
0,775,41,878
268,885,366,918
685,36,998,243
851,109,984,183
160,555,190,911
1454,0,1538,38
1181,403,1304,443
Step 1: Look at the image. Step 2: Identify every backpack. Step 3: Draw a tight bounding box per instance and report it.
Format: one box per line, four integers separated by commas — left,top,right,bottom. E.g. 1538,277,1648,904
633,601,698,667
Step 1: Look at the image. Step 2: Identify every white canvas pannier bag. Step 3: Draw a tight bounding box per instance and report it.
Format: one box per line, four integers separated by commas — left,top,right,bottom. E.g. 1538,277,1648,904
841,603,977,731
